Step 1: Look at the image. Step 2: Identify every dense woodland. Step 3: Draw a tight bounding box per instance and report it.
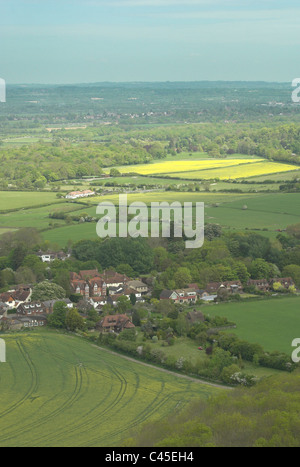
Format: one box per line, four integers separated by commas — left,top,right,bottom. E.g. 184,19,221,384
124,370,300,447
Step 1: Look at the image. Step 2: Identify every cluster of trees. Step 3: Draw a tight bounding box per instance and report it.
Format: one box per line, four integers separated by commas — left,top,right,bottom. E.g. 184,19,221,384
0,140,165,189
47,301,99,332
124,370,300,447
3,223,300,299
217,333,295,372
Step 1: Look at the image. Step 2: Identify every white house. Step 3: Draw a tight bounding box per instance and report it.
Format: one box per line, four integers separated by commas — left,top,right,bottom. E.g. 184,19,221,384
65,190,95,200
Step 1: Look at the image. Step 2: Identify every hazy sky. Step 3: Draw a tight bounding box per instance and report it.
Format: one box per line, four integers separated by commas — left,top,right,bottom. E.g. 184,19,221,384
0,0,299,83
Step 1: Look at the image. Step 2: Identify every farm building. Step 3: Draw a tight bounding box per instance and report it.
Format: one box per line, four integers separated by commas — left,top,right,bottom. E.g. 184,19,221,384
65,190,95,199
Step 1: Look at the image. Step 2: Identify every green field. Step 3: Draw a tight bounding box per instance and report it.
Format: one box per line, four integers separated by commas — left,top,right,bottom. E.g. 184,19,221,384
2,189,300,248
89,191,256,206
0,203,84,231
43,223,99,246
203,296,300,354
0,192,62,212
41,191,300,247
0,331,221,447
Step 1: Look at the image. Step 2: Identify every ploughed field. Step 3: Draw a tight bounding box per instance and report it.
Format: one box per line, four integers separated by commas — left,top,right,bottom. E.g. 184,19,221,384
0,331,220,447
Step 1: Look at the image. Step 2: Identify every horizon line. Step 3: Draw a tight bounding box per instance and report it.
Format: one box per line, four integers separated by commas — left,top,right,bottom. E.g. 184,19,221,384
6,79,292,86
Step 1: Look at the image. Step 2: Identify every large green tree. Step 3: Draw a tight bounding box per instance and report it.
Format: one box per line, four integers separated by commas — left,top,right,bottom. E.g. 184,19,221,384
31,281,66,301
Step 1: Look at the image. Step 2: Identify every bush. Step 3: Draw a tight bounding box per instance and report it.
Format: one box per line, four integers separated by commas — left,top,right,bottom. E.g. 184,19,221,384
221,364,241,384
259,352,296,372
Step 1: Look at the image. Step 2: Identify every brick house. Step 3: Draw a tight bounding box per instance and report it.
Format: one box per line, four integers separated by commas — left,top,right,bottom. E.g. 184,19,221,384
97,314,135,334
70,270,107,298
70,269,130,299
17,302,46,316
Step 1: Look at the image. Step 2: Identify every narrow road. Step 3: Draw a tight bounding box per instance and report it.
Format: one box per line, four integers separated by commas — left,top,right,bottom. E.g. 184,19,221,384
91,343,233,390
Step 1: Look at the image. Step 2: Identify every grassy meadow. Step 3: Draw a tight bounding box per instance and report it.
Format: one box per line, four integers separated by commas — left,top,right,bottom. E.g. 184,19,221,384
202,296,300,354
0,192,63,212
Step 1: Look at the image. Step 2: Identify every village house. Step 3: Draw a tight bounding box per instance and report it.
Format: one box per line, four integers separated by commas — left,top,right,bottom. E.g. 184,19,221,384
21,316,47,328
270,277,295,290
17,302,47,316
126,280,149,295
185,283,216,301
89,296,111,309
206,281,243,295
0,286,32,309
247,279,270,292
2,314,47,330
103,271,130,289
65,190,95,200
70,269,131,299
160,288,198,304
70,270,107,298
107,284,145,302
36,250,71,263
96,314,135,334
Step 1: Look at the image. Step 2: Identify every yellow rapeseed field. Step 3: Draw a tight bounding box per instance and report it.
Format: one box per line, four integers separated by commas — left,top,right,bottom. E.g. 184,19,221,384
162,161,300,180
117,159,261,175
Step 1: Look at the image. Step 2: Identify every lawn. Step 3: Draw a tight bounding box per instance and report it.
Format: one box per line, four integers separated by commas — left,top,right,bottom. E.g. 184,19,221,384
202,296,300,354
0,330,221,447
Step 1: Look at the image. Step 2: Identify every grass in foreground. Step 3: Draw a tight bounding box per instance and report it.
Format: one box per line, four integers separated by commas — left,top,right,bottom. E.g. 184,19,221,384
0,330,221,447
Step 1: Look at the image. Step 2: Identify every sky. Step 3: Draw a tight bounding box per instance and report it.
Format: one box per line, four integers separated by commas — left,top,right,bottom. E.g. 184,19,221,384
0,0,299,84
